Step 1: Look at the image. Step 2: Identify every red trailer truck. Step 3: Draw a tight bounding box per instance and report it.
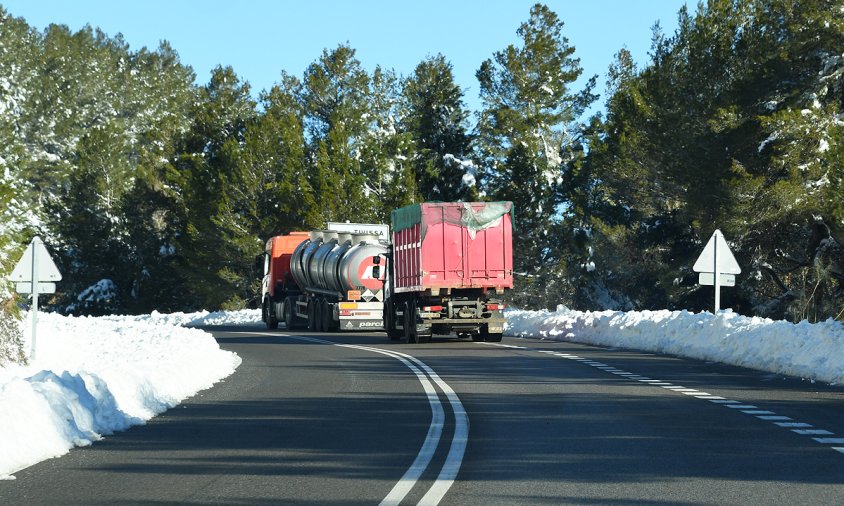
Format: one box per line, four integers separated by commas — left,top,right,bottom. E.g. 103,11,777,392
376,201,514,343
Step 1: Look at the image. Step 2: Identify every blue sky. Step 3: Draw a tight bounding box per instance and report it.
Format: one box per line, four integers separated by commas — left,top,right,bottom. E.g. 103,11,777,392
2,0,689,116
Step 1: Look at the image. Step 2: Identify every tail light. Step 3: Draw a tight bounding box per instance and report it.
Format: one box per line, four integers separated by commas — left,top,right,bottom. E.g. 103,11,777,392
486,303,505,311
423,305,444,312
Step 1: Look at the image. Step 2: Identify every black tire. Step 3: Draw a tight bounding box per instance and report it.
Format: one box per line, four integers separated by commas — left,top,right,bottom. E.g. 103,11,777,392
404,299,417,344
315,301,324,332
385,300,402,340
480,323,503,342
322,300,334,332
284,296,297,330
307,301,317,331
264,298,278,330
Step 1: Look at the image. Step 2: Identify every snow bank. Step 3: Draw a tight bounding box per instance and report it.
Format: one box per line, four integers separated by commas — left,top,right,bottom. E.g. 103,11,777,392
106,308,262,328
0,312,241,479
506,306,844,385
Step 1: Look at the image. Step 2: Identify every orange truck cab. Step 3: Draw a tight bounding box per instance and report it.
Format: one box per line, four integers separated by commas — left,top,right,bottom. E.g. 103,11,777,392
261,232,309,329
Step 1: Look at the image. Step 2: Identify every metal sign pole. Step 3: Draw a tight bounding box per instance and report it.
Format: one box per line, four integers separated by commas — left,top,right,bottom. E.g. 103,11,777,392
30,237,40,360
714,231,721,313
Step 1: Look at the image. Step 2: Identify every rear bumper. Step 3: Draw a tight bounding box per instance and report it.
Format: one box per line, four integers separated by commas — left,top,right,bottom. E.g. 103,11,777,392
339,319,384,331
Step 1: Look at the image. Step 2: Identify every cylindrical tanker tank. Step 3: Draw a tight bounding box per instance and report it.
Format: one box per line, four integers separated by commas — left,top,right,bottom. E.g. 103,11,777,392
310,232,338,290
290,231,323,289
324,234,353,292
291,231,388,295
337,235,388,293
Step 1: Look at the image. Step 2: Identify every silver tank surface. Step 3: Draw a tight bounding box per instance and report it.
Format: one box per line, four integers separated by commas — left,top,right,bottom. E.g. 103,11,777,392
290,231,387,295
310,232,338,289
290,232,323,289
338,236,388,293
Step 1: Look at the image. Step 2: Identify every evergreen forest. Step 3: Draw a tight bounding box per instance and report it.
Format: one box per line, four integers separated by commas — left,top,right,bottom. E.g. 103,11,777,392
1,1,843,362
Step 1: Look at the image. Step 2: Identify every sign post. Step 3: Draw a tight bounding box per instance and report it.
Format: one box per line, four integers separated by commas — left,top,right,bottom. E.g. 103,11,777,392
693,230,740,312
10,236,62,359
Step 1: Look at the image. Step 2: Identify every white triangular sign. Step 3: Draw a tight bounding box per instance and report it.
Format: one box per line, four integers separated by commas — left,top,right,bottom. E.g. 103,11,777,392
9,237,62,282
693,230,741,274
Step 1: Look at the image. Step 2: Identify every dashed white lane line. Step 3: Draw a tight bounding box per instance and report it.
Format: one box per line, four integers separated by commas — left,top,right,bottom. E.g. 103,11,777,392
813,438,844,444
479,341,844,456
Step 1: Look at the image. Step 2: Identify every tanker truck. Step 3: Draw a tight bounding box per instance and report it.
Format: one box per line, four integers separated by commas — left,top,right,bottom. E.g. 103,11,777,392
373,202,514,343
260,223,389,331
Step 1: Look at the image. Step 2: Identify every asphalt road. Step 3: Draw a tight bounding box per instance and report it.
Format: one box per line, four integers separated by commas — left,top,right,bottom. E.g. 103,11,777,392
3,326,844,505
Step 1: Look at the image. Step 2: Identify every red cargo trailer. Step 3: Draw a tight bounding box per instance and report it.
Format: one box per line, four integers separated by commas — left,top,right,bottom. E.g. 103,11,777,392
380,202,513,343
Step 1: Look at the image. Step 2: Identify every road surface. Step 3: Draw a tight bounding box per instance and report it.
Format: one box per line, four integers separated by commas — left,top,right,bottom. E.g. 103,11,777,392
3,325,844,504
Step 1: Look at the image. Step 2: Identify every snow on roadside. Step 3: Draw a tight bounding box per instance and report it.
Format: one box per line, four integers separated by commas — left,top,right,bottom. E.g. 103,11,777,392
0,311,242,480
107,308,263,328
505,306,844,386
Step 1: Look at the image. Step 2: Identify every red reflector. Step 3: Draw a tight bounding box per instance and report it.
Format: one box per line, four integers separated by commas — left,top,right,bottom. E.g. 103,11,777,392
486,304,504,310
423,305,444,311
339,310,352,316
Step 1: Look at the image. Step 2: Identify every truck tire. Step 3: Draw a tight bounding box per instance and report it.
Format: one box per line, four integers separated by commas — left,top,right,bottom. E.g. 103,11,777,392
264,298,278,330
404,299,418,344
480,324,503,342
284,296,297,330
385,301,402,341
322,300,334,332
315,301,324,332
307,301,317,331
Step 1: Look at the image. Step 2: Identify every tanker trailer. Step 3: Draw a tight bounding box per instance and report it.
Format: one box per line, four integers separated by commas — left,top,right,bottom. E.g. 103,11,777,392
287,228,389,331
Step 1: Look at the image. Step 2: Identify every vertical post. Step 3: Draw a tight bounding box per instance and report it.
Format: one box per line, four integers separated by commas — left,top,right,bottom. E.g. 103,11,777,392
713,230,721,313
30,236,40,360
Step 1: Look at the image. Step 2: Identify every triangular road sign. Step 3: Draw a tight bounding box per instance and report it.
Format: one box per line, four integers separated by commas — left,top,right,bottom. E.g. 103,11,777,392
9,236,62,282
693,230,741,274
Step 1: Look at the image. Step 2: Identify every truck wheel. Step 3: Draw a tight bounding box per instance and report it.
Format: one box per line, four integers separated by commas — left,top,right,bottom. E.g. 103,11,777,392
480,324,503,342
264,298,278,330
322,300,334,332
284,296,297,330
404,300,418,344
315,301,324,332
385,301,402,341
307,301,317,331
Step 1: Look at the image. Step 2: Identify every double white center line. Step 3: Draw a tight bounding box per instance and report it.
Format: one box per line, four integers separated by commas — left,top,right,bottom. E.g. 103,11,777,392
286,335,468,505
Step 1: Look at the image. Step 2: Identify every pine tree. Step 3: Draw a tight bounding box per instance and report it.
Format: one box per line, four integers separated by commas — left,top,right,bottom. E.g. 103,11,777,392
359,66,418,222
402,54,474,202
169,66,258,310
244,72,318,236
578,0,844,319
475,3,597,308
300,45,373,224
